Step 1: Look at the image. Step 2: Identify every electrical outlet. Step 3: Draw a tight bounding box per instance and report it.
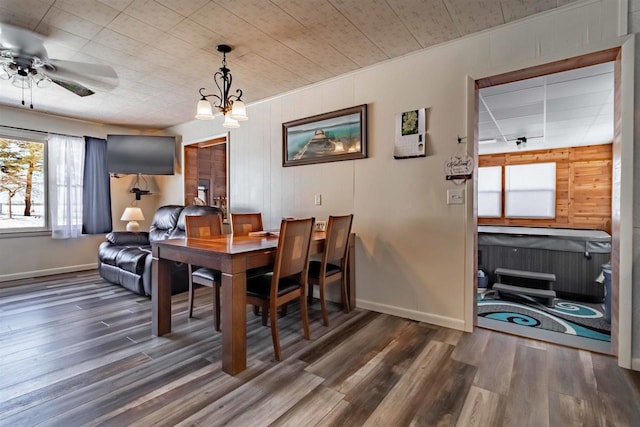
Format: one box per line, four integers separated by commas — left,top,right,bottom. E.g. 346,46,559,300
315,220,327,231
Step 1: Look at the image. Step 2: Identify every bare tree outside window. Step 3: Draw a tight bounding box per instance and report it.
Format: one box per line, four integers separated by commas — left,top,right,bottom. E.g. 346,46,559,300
0,137,45,230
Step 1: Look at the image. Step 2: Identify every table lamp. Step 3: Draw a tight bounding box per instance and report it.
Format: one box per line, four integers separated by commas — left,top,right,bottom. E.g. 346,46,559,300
121,207,144,232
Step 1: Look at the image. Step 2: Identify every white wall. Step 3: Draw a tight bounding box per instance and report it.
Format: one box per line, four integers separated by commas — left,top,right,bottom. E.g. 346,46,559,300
0,105,157,281
169,0,631,333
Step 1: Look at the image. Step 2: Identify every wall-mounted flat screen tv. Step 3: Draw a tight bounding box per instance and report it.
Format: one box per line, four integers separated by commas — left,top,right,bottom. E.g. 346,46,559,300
107,134,176,175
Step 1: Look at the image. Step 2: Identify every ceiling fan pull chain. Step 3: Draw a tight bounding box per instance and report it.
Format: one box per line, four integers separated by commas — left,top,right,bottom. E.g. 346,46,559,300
30,84,33,109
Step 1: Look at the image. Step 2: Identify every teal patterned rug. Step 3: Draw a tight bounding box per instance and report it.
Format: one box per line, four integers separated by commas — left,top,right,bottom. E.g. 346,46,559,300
477,292,611,342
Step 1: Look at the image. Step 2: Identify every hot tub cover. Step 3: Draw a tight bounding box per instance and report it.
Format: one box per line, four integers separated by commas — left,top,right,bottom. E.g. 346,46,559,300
478,226,611,254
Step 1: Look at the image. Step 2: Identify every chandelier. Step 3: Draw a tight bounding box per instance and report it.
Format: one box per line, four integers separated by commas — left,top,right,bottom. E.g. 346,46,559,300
0,60,52,109
195,44,248,129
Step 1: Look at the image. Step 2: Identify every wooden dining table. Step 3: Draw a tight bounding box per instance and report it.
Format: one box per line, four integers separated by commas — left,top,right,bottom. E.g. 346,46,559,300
151,231,355,375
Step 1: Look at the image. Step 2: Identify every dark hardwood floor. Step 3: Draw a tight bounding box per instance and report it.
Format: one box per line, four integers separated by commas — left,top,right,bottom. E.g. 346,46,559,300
1,271,639,426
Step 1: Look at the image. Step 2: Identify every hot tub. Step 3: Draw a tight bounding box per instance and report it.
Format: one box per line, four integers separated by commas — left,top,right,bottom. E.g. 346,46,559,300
478,225,611,302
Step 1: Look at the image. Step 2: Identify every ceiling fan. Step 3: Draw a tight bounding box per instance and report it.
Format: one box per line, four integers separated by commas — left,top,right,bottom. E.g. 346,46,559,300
0,23,118,107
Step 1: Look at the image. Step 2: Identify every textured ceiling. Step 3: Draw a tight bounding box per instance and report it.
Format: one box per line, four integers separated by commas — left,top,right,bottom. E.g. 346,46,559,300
0,0,580,130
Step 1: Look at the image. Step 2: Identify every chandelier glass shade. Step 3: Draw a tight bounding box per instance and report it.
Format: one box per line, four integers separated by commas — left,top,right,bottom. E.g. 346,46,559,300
195,44,248,129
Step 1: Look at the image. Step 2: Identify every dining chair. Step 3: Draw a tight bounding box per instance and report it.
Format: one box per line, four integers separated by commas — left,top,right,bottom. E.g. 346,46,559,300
231,212,263,236
231,212,274,316
245,217,314,361
307,214,353,326
185,214,224,331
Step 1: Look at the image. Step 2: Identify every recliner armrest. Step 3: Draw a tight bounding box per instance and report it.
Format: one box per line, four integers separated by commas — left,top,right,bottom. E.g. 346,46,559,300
105,231,150,246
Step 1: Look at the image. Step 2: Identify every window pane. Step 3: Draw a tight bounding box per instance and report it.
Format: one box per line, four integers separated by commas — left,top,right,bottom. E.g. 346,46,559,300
505,162,556,218
0,137,46,231
478,166,502,217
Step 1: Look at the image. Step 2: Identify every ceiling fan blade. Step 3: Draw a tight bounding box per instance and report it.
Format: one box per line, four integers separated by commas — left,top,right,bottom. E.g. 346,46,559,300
46,59,118,91
51,78,95,97
0,23,47,59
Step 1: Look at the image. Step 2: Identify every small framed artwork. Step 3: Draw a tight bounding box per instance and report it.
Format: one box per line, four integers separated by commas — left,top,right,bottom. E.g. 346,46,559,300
394,108,427,159
282,104,368,167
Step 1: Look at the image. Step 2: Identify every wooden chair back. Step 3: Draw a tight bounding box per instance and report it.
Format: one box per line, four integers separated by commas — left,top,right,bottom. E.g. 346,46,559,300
231,213,263,236
185,214,224,238
271,218,315,297
323,214,353,267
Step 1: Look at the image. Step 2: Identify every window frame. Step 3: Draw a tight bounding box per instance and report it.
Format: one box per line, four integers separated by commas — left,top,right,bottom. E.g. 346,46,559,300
0,130,49,236
477,161,558,221
504,162,557,219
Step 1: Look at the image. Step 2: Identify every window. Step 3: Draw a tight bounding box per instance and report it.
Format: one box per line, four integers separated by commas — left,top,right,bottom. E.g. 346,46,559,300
478,166,502,217
505,162,556,218
0,134,46,232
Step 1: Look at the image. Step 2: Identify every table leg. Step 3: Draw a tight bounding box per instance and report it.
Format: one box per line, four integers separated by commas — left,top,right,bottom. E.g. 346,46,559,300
152,257,172,336
221,272,247,375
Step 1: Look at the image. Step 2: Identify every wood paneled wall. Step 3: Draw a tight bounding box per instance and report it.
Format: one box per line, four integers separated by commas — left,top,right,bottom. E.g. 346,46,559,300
184,145,199,206
183,141,227,207
478,144,612,233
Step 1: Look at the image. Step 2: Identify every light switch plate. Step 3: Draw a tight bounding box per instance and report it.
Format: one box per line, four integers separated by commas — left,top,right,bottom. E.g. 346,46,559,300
314,194,322,205
447,188,464,204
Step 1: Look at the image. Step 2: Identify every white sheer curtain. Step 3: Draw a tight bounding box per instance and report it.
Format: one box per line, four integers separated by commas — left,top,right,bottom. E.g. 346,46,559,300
48,133,85,239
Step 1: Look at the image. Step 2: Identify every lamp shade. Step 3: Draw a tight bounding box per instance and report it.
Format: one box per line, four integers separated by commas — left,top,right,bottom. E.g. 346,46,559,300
121,207,144,232
121,207,144,221
196,99,215,120
230,100,248,121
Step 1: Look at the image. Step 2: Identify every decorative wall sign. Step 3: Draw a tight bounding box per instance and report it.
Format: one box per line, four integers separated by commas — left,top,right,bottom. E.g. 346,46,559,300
445,154,473,183
394,108,426,159
282,104,367,167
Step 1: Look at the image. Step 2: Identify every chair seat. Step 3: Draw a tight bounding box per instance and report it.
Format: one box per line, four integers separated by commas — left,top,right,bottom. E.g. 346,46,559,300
192,267,220,282
308,260,341,279
247,273,302,299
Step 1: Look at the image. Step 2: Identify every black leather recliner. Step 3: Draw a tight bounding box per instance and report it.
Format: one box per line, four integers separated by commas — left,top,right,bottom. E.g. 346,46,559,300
98,205,224,296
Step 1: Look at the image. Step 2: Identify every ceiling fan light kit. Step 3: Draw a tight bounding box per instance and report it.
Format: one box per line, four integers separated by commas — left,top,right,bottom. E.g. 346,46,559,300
0,23,118,109
196,44,248,129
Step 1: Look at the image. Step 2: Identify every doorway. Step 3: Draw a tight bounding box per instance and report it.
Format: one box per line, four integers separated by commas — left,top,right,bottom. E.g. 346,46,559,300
473,48,622,355
183,136,229,222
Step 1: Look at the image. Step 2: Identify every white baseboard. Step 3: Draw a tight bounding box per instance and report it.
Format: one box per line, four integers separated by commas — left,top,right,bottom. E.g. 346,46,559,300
356,299,466,331
0,263,98,283
632,357,640,372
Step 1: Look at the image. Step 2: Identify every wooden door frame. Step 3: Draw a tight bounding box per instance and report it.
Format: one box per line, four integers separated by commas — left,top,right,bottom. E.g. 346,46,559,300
468,45,633,366
183,134,229,220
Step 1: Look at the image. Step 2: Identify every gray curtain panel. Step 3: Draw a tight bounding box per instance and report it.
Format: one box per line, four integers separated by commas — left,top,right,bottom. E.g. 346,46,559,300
82,136,112,234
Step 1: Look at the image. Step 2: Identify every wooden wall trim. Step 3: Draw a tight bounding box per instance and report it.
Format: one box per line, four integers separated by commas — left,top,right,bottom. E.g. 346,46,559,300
477,48,619,88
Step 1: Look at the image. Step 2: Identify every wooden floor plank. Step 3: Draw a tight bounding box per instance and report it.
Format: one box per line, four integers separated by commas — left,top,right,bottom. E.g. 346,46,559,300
455,385,504,427
549,392,599,427
472,331,517,395
269,385,345,427
0,271,638,426
361,340,455,426
547,344,593,400
501,343,550,427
